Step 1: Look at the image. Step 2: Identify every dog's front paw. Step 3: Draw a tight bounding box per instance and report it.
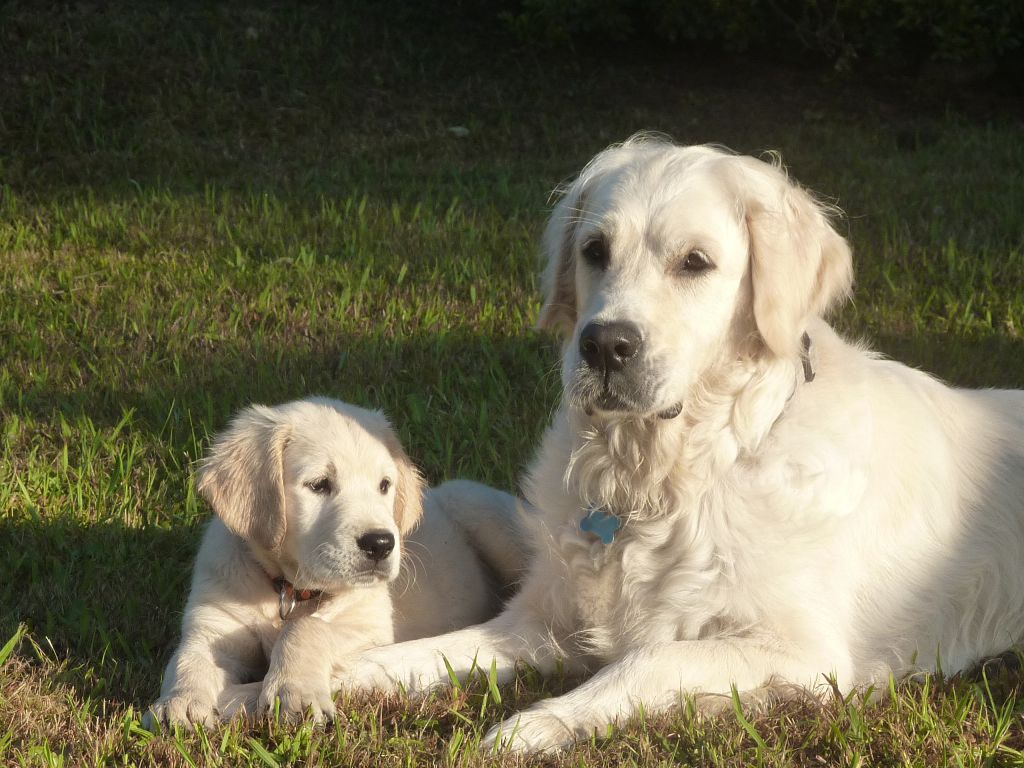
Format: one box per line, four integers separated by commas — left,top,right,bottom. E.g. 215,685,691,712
333,647,449,695
216,682,263,720
482,705,587,754
259,674,335,723
143,692,217,730
334,658,401,693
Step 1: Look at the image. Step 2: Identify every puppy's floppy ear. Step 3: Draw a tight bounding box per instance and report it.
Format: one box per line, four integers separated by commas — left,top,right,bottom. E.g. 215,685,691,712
537,178,588,335
736,155,854,359
378,419,426,536
195,405,290,551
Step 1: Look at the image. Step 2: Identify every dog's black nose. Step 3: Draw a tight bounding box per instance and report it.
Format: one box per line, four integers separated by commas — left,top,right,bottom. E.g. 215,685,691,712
356,531,395,562
579,321,642,373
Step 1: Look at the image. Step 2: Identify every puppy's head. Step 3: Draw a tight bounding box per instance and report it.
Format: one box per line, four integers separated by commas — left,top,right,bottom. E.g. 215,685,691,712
196,398,425,590
539,136,853,419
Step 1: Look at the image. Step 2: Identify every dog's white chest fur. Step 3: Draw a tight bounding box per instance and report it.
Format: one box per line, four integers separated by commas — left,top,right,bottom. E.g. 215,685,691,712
559,526,623,639
556,510,732,662
526,400,848,666
527,414,718,661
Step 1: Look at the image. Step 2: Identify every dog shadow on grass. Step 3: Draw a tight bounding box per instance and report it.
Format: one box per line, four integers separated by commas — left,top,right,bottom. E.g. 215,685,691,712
0,516,199,706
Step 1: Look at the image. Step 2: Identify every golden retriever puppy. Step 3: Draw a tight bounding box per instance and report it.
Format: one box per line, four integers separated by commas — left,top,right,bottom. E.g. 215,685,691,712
144,397,525,728
334,136,1024,752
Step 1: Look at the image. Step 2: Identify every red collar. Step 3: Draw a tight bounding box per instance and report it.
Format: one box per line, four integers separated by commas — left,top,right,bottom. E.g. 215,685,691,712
268,573,323,620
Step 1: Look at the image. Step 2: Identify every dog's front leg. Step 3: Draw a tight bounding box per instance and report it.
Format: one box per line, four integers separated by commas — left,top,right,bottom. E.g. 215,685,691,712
335,598,573,696
484,637,842,753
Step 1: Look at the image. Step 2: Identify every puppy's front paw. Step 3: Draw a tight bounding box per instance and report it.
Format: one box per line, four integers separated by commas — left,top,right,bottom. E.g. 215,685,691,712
143,692,216,730
482,706,583,754
259,674,335,723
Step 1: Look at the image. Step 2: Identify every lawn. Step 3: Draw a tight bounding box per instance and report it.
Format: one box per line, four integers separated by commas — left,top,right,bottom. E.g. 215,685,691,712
2,3,1023,766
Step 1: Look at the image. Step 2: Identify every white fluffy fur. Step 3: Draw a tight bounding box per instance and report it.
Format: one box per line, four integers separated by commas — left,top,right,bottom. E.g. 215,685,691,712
336,138,1024,752
145,397,526,728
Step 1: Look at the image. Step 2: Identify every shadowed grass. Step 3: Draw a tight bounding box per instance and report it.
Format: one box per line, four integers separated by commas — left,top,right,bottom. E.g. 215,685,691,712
1,2,1022,766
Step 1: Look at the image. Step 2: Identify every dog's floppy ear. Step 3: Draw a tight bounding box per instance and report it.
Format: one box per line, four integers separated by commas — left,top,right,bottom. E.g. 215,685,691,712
195,405,290,551
538,137,665,335
737,155,854,359
378,419,426,536
537,178,588,335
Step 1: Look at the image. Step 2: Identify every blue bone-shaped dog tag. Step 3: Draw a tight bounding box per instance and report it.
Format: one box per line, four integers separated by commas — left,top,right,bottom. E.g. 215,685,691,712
580,507,621,545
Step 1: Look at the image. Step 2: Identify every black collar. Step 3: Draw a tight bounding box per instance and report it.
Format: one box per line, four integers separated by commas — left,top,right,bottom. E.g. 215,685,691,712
801,332,815,383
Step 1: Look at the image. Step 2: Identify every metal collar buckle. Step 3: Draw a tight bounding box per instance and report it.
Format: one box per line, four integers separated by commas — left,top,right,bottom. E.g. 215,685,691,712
270,576,321,621
277,581,298,621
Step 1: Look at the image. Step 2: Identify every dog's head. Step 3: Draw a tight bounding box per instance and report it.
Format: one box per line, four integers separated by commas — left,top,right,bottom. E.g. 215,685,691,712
195,398,425,590
538,136,853,419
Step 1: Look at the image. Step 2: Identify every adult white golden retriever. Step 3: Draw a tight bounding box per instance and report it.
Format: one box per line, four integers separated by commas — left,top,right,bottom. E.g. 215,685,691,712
145,397,526,728
337,136,1024,752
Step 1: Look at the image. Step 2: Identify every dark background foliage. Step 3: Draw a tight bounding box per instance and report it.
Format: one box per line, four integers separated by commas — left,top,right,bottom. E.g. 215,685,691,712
504,0,1024,79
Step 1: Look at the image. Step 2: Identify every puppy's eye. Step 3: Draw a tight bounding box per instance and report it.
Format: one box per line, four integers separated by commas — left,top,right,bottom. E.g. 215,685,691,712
379,478,391,495
306,477,332,495
581,238,610,270
678,249,713,274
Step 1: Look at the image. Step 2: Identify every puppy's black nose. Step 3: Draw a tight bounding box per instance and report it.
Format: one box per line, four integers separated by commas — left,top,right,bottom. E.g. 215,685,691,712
579,321,642,373
356,531,395,562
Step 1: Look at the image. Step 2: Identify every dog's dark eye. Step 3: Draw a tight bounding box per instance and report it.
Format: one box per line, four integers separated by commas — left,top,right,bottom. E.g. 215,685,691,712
379,478,391,495
306,477,332,495
678,249,713,274
581,237,610,270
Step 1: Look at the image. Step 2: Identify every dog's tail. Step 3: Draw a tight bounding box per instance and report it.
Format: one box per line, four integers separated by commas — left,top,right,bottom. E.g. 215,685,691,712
426,479,533,590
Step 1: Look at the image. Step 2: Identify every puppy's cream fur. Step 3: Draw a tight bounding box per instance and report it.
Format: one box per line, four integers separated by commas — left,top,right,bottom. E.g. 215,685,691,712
336,137,1024,752
146,397,525,727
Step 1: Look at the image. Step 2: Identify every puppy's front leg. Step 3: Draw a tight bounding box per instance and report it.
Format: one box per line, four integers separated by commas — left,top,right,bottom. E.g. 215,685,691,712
259,617,337,721
144,605,261,729
260,602,393,721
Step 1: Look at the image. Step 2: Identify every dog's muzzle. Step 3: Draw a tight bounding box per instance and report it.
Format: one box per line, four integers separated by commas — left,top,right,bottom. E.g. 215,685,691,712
577,321,681,419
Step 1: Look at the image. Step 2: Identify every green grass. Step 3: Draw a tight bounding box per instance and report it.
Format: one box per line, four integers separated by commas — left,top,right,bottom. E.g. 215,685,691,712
2,2,1023,766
